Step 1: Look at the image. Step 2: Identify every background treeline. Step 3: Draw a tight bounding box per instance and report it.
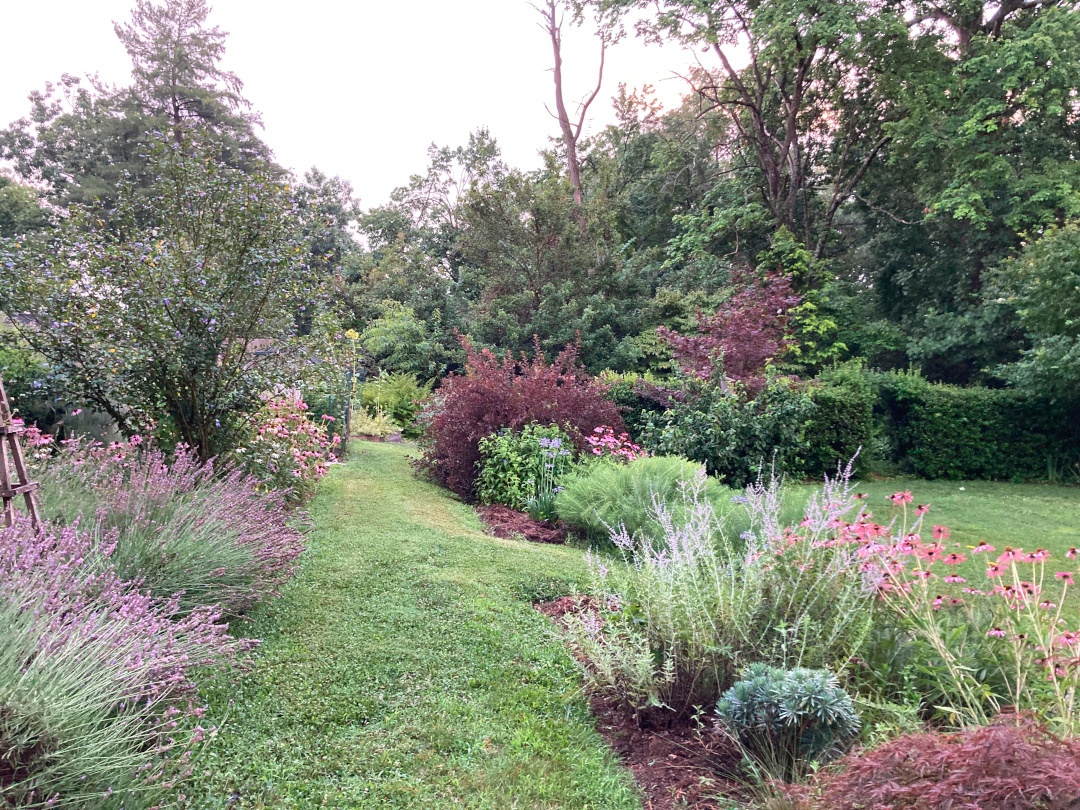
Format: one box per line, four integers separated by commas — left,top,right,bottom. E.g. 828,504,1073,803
1,0,1078,480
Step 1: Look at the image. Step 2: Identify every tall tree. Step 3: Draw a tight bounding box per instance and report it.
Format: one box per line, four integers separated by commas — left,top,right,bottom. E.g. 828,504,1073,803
537,0,609,209
1,0,268,210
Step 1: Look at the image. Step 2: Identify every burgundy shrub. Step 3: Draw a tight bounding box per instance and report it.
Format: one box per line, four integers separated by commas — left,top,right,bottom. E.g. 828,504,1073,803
804,716,1080,810
417,336,624,497
659,267,801,386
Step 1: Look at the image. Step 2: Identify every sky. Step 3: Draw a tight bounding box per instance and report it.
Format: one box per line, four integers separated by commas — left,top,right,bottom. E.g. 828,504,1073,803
1,0,702,208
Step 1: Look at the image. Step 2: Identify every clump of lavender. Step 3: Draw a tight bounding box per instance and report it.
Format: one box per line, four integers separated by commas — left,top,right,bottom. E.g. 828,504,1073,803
0,518,247,807
36,436,307,616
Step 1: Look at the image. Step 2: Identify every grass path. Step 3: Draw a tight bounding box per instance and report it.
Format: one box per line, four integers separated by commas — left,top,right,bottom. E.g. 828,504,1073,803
182,443,641,809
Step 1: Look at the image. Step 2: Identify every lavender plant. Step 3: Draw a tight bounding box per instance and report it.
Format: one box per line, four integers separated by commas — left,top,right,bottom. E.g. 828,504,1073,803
563,464,879,721
0,519,245,808
36,437,306,616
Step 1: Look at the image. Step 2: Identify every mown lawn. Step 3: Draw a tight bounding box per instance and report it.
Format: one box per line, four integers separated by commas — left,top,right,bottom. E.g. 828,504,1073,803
182,442,640,809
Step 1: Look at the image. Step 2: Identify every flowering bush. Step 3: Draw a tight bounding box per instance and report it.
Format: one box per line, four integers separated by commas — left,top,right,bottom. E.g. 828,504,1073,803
866,498,1080,733
562,465,879,722
476,424,573,514
0,518,245,807
799,715,1080,810
416,336,624,497
37,436,307,617
234,395,338,503
586,425,645,461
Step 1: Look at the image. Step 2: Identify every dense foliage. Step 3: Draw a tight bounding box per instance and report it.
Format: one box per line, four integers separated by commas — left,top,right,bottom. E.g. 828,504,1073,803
475,424,573,512
416,337,623,497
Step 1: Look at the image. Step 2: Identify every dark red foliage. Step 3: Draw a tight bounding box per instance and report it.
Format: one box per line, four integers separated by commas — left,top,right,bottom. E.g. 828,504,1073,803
477,505,567,544
803,716,1080,810
659,267,801,386
417,336,624,497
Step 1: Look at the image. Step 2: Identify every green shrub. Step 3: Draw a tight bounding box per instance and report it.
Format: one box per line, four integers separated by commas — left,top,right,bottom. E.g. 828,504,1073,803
878,370,1080,480
638,376,815,487
598,370,668,440
475,424,574,511
562,471,877,721
717,664,860,781
555,455,737,544
361,372,432,436
353,406,399,439
804,362,878,478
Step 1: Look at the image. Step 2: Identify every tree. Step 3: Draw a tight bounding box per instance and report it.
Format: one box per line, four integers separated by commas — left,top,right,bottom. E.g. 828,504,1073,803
0,131,319,459
537,0,609,208
589,0,908,258
0,176,48,238
1,0,268,211
991,223,1080,402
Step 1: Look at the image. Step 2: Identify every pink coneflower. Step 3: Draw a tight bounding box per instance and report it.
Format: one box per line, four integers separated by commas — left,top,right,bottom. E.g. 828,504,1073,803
1068,548,1078,559
914,569,934,579
972,541,995,554
943,553,967,565
854,492,869,499
916,503,930,515
987,627,1007,638
932,595,946,610
1039,601,1057,610
933,525,951,541
1055,572,1075,585
1031,548,1051,562
997,547,1022,564
987,564,1005,578
1057,631,1080,647
962,587,987,595
944,575,967,584
889,491,914,505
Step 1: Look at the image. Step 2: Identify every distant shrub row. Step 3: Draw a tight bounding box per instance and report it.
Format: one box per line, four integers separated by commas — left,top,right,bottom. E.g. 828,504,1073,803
616,364,1080,485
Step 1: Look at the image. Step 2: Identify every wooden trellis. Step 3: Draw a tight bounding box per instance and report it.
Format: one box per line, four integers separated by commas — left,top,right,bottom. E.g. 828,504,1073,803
0,375,40,528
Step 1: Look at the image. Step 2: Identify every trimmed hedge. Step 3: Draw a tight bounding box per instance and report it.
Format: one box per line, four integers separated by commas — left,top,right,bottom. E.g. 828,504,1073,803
879,371,1080,481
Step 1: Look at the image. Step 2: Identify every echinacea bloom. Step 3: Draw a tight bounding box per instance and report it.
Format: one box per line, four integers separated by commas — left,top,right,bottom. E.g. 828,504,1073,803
1055,572,1075,585
933,525,951,541
972,541,995,554
1068,548,1078,559
916,504,930,515
997,547,1022,564
889,491,914,505
1039,601,1057,610
944,575,967,583
987,627,1007,638
943,553,967,565
1057,631,1080,647
854,493,869,499
987,563,1005,578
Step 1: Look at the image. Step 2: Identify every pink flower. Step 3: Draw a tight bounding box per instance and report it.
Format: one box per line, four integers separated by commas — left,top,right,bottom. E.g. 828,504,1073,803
942,553,967,565
916,504,930,515
933,525,951,541
1068,548,1078,559
972,541,995,554
1055,572,1075,585
987,627,1007,638
889,491,914,505
944,575,967,584
987,563,1005,578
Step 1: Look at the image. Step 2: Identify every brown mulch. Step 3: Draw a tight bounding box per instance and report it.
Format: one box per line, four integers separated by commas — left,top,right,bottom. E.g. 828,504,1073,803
475,504,568,544
536,596,742,809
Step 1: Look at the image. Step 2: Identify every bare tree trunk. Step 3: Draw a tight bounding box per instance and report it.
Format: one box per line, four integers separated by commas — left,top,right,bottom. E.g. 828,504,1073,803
538,0,606,212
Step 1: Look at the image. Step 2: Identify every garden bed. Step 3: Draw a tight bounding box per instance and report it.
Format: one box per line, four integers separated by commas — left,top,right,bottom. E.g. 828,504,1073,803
476,503,568,543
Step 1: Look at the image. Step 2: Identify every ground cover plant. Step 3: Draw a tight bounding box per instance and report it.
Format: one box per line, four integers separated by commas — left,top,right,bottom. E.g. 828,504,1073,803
179,442,640,808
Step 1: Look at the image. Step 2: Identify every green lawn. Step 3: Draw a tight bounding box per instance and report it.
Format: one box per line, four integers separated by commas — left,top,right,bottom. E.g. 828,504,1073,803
181,443,640,809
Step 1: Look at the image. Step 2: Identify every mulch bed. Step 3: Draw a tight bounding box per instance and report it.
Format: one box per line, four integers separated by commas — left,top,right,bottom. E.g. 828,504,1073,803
475,504,568,544
537,595,742,810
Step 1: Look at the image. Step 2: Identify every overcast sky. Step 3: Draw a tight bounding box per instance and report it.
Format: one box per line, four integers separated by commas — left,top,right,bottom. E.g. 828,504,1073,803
1,0,701,208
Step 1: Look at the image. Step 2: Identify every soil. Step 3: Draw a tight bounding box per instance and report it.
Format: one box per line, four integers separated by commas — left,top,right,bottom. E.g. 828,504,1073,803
536,596,743,809
475,504,568,544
